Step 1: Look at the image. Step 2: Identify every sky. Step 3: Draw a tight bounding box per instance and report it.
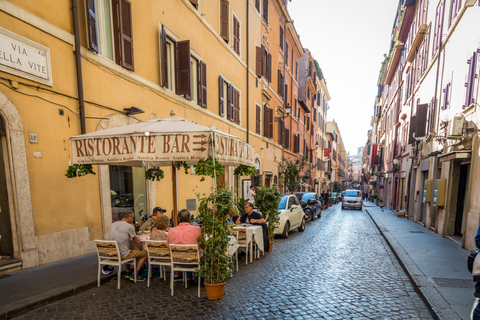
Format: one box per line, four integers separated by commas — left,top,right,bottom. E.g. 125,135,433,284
288,0,399,155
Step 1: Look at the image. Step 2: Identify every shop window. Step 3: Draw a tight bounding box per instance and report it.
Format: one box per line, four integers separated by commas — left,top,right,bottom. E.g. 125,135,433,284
109,166,146,225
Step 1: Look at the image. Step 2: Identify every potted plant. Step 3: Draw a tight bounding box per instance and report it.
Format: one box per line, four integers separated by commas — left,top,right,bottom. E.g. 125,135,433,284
254,185,281,252
320,198,326,210
378,198,384,208
65,164,96,178
196,189,234,300
195,157,224,182
328,197,333,207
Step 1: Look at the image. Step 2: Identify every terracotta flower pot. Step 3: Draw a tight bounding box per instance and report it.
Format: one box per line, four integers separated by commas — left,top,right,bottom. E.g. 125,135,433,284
322,206,326,210
268,241,273,252
205,282,225,300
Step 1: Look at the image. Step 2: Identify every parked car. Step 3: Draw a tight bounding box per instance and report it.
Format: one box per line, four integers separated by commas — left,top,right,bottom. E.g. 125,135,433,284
342,189,363,210
330,192,341,204
294,192,322,221
275,194,306,238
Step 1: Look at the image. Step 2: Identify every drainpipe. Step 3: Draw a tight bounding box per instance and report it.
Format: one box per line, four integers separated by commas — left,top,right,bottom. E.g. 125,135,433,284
246,0,249,143
72,0,86,134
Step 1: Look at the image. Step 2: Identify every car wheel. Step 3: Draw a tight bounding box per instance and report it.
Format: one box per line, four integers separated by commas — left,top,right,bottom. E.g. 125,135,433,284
282,221,290,238
304,210,312,223
298,218,305,232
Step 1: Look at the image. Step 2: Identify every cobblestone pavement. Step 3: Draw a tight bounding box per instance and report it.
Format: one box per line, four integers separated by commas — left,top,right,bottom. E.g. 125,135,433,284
15,204,432,319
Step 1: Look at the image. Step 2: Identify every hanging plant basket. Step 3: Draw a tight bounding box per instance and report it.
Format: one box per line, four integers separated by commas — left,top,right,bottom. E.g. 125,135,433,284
173,161,190,174
65,164,96,178
195,157,224,182
145,167,165,181
233,164,257,177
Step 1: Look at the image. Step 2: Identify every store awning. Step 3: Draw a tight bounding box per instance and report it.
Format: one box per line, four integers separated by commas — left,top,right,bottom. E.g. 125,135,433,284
438,151,472,163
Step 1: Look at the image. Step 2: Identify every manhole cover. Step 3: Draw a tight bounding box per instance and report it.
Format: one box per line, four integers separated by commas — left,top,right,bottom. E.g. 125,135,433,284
409,231,424,233
433,277,473,288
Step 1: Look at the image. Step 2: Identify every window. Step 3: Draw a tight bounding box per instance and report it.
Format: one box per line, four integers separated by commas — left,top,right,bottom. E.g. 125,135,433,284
220,0,229,42
295,60,298,81
433,0,445,55
285,41,289,67
255,0,260,12
233,16,240,55
263,104,273,139
219,76,240,124
464,50,479,109
285,128,290,149
278,118,285,146
279,26,284,51
441,82,451,110
188,57,198,102
256,104,261,134
175,41,191,96
277,70,284,98
256,45,271,82
449,0,461,27
86,0,133,70
198,60,207,108
263,0,269,24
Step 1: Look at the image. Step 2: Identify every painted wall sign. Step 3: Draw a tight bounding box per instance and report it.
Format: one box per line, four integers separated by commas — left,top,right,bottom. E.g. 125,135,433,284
0,27,52,86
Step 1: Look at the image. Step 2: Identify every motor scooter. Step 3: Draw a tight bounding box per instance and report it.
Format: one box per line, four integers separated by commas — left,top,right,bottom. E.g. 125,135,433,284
300,201,314,222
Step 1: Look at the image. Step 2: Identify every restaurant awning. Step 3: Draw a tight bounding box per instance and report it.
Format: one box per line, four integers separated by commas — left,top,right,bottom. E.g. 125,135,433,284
69,112,254,167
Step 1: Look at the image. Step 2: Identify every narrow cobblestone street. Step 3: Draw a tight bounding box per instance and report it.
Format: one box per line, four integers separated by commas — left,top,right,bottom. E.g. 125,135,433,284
14,204,432,320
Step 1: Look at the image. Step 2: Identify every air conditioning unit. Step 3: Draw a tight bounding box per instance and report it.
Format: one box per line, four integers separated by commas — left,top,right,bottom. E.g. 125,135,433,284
447,115,464,139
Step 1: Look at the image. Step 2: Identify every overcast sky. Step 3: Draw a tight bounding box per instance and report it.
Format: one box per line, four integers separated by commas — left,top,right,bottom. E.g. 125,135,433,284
288,0,399,155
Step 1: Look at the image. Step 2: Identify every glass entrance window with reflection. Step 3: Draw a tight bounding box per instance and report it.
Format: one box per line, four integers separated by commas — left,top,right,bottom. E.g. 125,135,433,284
109,166,146,224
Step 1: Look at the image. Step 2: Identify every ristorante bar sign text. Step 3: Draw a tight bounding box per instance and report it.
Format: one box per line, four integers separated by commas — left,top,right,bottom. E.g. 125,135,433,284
71,133,254,166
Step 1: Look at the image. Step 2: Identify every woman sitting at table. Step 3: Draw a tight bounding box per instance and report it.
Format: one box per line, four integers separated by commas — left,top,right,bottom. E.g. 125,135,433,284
150,215,170,240
227,205,240,225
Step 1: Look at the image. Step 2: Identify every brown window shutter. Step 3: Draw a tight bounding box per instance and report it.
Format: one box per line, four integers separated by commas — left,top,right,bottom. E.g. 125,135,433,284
277,69,282,96
284,83,288,106
86,0,99,53
233,17,240,54
415,103,428,137
219,76,224,116
263,105,268,137
262,45,266,78
285,128,289,149
256,105,261,134
234,88,240,124
175,40,191,95
161,25,168,88
269,106,273,139
263,0,269,23
227,84,232,120
117,0,134,70
220,0,229,42
279,26,284,51
198,61,207,108
267,53,272,82
256,46,262,77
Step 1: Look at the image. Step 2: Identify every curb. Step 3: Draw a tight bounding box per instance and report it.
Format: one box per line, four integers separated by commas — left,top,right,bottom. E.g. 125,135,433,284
0,275,115,320
365,208,462,320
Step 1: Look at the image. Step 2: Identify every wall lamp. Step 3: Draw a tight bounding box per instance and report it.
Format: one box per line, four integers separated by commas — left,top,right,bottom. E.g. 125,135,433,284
274,104,291,122
124,106,145,116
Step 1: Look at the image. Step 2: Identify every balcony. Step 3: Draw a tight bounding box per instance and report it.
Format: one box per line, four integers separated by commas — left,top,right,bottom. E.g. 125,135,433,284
384,44,404,86
406,24,427,63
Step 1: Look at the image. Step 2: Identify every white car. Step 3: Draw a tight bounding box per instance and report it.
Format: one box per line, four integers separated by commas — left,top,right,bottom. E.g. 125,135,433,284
274,194,306,238
342,190,363,210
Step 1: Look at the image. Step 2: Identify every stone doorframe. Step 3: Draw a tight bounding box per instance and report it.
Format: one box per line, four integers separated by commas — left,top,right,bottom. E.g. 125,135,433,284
95,114,155,239
0,90,39,268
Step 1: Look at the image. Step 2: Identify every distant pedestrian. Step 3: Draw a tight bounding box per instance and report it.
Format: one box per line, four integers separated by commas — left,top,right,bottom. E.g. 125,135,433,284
472,223,480,319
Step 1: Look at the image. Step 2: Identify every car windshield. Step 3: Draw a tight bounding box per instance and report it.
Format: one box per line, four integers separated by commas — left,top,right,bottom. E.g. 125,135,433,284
278,196,288,210
297,193,314,201
330,193,336,197
346,191,361,197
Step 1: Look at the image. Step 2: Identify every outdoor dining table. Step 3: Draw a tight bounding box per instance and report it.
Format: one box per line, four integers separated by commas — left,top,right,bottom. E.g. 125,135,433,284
232,225,264,263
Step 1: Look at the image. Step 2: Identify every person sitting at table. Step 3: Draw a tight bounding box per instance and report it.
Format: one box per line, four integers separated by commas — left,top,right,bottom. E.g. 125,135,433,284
140,206,167,231
150,214,170,240
227,206,240,225
167,209,202,281
109,209,147,281
236,202,269,252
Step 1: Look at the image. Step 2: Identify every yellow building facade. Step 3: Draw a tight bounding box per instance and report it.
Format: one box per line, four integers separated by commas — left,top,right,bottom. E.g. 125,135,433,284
0,0,321,271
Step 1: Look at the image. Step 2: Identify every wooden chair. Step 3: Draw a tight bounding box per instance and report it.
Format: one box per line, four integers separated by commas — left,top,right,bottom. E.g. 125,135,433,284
94,240,136,289
169,244,201,297
145,240,171,287
235,228,253,265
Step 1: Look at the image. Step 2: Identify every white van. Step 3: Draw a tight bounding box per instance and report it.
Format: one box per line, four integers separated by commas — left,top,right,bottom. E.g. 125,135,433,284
342,190,363,210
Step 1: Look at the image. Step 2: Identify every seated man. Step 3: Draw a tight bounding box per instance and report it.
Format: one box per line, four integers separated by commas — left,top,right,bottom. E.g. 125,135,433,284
167,209,202,281
167,209,201,246
236,202,269,252
109,210,147,281
140,206,166,231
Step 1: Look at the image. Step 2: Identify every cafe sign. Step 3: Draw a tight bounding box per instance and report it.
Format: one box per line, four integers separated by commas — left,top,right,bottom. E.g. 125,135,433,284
71,132,255,167
0,27,52,86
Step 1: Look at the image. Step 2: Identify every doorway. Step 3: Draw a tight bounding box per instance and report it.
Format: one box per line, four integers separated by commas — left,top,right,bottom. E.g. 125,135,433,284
0,119,13,260
454,164,469,236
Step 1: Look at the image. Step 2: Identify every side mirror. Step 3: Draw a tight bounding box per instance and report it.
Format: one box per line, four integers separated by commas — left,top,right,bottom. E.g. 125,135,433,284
290,204,298,211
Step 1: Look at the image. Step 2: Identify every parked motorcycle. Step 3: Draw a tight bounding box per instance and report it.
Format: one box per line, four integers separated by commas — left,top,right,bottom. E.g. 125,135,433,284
300,200,318,223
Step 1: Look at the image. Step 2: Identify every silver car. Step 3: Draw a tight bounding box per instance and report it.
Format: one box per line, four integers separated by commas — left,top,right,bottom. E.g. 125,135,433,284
342,190,363,210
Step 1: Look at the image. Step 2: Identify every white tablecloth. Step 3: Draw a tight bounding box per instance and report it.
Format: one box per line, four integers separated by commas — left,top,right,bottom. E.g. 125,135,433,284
232,225,264,262
227,235,239,256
